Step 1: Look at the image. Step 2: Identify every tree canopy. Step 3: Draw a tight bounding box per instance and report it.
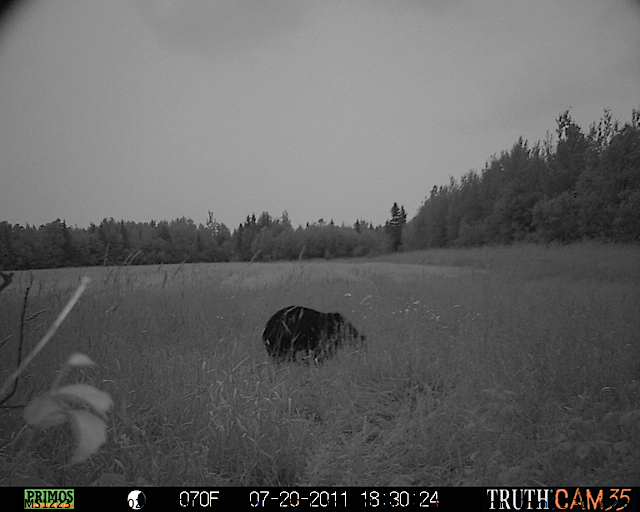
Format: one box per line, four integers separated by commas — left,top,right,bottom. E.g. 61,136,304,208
403,108,640,249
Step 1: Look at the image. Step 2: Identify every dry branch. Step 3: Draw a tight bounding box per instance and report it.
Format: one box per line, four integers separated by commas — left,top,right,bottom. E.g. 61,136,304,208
0,270,14,294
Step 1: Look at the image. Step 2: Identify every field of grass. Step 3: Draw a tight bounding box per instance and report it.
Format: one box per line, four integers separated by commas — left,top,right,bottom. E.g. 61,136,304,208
1,242,639,486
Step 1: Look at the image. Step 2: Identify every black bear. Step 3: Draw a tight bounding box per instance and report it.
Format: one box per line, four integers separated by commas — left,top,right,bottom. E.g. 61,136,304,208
262,306,366,363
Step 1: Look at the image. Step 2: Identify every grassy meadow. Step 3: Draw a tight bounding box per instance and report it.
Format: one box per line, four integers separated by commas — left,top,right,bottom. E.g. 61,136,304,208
1,242,639,486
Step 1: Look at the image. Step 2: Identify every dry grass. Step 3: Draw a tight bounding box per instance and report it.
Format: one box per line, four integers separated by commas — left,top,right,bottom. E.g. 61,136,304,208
1,242,639,486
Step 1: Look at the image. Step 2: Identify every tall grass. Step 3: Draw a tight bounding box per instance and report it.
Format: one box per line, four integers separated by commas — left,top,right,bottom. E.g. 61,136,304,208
1,243,639,486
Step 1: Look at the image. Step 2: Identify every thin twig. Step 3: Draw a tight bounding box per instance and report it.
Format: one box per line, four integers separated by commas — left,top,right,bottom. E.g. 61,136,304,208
0,334,13,350
18,274,34,370
25,309,51,323
0,277,90,402
1,274,36,404
0,270,14,294
0,309,49,352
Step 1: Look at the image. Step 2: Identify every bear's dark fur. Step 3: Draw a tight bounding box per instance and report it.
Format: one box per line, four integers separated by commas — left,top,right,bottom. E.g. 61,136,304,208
262,306,365,363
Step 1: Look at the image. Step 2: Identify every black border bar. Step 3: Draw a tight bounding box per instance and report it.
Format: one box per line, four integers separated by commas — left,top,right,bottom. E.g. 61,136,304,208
13,486,638,511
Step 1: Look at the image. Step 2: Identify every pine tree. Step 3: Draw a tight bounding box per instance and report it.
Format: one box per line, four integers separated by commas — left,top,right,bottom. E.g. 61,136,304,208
386,202,407,251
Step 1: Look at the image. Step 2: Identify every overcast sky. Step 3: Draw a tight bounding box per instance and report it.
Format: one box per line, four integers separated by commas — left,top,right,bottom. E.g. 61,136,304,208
0,0,638,230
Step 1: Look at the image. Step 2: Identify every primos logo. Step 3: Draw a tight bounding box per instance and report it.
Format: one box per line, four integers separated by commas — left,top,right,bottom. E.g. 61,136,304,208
24,489,74,509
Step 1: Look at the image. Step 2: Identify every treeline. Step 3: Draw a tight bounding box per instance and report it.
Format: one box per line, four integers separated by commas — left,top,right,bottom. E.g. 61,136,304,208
403,108,640,248
2,108,637,270
0,208,407,270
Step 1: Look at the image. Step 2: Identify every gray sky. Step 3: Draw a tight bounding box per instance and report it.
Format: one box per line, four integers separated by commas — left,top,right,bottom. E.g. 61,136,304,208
1,0,638,230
